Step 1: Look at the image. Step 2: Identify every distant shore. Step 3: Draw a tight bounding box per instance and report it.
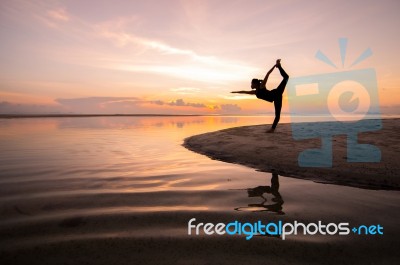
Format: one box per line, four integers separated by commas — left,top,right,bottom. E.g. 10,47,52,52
1,114,398,119
184,118,400,190
0,114,202,119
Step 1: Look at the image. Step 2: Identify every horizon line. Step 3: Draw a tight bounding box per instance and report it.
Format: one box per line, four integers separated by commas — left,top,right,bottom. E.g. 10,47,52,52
0,113,393,119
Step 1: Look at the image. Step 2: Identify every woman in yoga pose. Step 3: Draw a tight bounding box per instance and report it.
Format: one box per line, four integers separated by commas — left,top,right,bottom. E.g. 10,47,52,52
231,59,289,133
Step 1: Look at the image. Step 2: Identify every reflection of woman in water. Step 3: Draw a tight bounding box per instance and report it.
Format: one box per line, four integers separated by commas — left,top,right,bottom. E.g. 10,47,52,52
235,173,284,215
231,59,289,133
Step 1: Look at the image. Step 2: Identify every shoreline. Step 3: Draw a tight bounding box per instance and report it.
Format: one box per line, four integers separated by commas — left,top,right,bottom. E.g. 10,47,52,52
184,118,400,190
0,114,203,119
0,114,397,119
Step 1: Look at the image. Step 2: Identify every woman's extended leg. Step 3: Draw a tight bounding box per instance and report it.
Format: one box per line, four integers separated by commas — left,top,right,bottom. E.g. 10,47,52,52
276,65,289,95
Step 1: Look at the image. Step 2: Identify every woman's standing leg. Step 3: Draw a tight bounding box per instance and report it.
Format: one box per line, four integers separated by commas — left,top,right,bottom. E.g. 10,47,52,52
271,96,282,130
268,63,289,132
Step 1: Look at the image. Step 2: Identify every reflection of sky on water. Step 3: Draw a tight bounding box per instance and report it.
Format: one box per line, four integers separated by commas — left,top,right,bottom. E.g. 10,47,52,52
0,116,399,250
52,116,261,130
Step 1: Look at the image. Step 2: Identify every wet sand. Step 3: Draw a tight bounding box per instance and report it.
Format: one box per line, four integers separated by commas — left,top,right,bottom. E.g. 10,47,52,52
1,184,399,265
184,118,400,190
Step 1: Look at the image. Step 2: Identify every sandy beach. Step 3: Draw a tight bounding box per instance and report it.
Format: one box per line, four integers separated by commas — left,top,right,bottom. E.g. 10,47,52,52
184,118,400,190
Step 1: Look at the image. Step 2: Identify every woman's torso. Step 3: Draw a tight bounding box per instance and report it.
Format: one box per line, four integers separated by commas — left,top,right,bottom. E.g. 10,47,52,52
256,87,274,102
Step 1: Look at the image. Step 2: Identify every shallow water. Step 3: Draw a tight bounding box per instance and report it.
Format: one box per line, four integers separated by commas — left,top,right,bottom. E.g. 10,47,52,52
0,116,399,263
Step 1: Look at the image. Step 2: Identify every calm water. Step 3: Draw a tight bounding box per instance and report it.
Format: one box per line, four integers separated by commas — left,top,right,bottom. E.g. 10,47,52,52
0,116,399,258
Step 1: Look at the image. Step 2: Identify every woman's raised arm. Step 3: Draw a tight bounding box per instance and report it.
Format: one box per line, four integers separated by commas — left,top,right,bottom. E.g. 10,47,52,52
231,90,256,94
261,64,276,87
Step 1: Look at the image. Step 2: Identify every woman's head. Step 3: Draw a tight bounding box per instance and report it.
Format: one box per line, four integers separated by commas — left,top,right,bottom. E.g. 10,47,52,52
251,78,261,89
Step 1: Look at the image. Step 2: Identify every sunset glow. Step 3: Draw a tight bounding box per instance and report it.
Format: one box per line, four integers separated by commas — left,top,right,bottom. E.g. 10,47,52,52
1,0,399,115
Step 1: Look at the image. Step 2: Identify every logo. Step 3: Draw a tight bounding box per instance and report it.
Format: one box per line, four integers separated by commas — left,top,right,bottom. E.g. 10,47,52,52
287,38,382,167
187,218,384,240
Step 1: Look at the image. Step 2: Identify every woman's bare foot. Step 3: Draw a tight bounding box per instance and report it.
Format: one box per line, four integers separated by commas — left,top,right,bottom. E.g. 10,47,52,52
266,128,275,133
276,59,281,67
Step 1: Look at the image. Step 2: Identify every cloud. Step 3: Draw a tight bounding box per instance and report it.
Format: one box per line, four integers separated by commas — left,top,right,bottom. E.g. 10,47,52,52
55,97,208,113
0,101,65,114
165,99,206,108
37,7,72,28
3,2,257,85
220,104,241,113
0,96,241,114
170,87,200,94
149,98,206,108
186,102,207,108
115,64,252,83
169,99,185,106
150,100,165,105
220,94,255,100
55,96,146,113
56,97,140,106
92,16,257,83
47,8,70,22
96,18,220,64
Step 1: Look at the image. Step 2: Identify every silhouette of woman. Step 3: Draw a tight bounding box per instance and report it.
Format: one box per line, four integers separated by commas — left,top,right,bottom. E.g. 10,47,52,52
234,173,284,215
231,59,289,133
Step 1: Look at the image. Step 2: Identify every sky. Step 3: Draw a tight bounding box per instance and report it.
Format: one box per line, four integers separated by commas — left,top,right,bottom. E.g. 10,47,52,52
0,0,399,115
